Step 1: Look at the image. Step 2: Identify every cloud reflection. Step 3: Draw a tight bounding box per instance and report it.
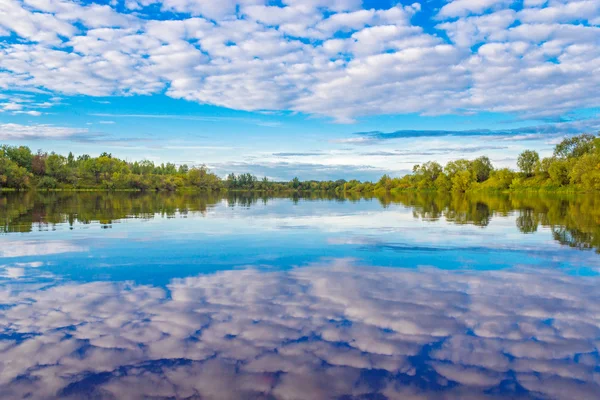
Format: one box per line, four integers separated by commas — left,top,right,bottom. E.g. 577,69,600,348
0,241,87,258
1,259,600,399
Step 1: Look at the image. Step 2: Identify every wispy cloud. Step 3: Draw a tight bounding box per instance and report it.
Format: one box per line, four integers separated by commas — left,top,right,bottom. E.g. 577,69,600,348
272,152,324,157
89,113,281,127
0,123,90,141
360,145,509,157
344,118,600,144
0,240,87,257
0,92,62,116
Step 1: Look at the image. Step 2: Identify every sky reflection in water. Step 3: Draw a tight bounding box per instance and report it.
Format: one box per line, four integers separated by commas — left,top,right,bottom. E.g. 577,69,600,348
1,193,600,399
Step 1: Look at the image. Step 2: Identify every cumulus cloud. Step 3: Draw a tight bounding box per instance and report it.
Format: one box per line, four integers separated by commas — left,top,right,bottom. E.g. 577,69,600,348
438,0,515,19
0,0,597,123
1,260,600,398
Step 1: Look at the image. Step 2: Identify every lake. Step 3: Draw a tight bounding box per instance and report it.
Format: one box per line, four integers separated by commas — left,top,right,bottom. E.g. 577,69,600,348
1,191,600,399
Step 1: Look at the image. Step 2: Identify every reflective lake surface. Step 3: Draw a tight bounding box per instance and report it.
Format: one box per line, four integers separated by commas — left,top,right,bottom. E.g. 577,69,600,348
1,191,600,399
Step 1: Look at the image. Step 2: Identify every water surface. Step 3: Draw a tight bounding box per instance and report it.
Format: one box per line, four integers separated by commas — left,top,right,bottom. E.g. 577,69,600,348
1,192,599,399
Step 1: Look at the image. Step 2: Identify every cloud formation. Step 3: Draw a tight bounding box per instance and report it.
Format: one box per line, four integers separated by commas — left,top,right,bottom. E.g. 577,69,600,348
0,0,598,122
1,259,600,399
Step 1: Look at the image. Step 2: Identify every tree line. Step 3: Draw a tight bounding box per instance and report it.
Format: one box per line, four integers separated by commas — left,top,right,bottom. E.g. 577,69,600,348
366,133,600,194
1,133,599,192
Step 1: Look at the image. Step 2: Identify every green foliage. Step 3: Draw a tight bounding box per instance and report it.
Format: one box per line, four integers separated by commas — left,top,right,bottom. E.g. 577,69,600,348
569,153,600,189
470,156,493,182
3,190,599,254
1,145,33,171
413,162,443,190
37,176,58,189
547,158,570,186
290,177,300,189
479,168,515,191
451,170,472,192
0,154,31,189
376,132,598,193
554,134,597,159
517,150,540,177
2,133,600,193
445,159,471,178
45,153,69,181
434,173,451,192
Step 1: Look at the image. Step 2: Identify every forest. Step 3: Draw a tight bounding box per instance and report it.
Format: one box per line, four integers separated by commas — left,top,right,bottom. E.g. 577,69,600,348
1,133,599,193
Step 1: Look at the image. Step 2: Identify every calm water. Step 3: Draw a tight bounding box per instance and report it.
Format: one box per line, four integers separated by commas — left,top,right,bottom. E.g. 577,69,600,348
1,191,600,399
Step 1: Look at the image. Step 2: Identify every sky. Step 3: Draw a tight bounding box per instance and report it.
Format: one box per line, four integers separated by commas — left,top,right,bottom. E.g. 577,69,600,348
0,0,599,181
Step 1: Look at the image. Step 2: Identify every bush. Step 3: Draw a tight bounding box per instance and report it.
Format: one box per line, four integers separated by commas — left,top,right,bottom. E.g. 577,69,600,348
37,176,58,189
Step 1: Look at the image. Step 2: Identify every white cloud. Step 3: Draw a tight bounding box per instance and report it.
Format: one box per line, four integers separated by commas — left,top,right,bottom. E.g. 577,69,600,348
437,0,514,18
519,0,600,24
436,10,517,47
12,110,42,116
3,267,25,279
1,261,600,398
1,102,24,111
0,0,598,123
0,123,89,140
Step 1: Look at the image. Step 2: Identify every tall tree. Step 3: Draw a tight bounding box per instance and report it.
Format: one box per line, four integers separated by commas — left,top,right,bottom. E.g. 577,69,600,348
470,156,493,182
554,134,597,159
517,150,540,177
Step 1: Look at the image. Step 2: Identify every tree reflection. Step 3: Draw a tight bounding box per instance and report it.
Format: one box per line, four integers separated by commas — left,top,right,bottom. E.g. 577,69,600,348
1,191,600,253
516,209,539,234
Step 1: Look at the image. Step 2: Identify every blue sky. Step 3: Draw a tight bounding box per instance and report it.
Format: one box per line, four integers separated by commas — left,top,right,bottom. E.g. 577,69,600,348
0,0,599,180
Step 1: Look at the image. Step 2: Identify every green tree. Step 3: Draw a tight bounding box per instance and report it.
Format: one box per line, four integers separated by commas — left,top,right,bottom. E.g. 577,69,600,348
0,155,31,189
290,177,300,189
187,166,207,187
445,159,471,178
414,162,443,190
490,168,515,190
226,173,237,189
569,153,600,188
83,158,102,183
554,134,597,159
547,159,570,186
434,173,452,192
376,174,392,192
470,156,493,182
517,150,539,177
2,145,33,171
451,170,472,192
45,153,69,182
